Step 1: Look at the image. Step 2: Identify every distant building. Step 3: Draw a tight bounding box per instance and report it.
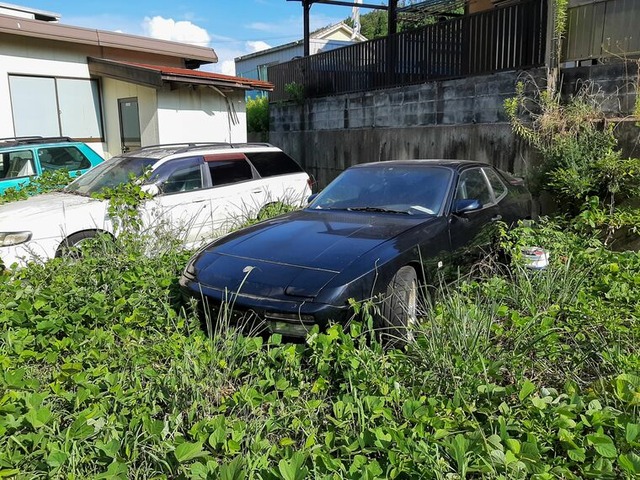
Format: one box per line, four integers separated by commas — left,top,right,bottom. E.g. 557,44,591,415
0,2,272,158
235,22,366,98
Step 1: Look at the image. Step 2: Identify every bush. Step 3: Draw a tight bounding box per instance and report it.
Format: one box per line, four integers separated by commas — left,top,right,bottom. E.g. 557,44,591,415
505,79,640,246
246,96,269,141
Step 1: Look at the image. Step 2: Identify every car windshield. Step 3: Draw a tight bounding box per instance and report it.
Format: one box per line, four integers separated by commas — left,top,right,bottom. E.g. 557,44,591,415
309,165,453,215
65,156,156,196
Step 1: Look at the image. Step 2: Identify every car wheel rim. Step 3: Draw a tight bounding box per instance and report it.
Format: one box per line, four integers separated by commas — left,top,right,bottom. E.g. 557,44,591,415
404,279,418,342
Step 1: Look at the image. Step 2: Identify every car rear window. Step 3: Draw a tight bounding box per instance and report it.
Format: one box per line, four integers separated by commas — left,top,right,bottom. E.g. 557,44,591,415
38,146,91,172
245,151,303,177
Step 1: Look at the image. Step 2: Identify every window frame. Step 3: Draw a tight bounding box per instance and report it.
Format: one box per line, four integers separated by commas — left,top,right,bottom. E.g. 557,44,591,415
8,74,104,142
454,167,496,209
148,156,205,196
204,153,257,188
481,167,508,203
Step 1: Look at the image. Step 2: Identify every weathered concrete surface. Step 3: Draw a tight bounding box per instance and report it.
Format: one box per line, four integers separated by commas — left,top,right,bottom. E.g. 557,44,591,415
270,64,638,188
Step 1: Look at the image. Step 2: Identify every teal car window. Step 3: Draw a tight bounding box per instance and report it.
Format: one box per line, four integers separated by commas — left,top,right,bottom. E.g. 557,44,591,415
0,150,36,179
38,146,91,172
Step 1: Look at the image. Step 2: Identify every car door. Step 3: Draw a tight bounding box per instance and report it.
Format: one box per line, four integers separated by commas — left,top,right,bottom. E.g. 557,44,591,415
0,148,36,192
203,153,262,233
36,145,92,177
447,166,502,267
143,156,213,247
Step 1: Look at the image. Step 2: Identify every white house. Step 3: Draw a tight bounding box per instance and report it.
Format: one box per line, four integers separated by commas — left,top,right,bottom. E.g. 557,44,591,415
0,3,273,158
234,22,366,95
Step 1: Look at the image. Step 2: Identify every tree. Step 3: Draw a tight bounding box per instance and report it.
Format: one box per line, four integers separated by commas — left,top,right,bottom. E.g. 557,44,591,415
246,96,269,141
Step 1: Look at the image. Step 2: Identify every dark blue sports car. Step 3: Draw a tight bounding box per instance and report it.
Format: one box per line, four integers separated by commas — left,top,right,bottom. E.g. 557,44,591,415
179,160,532,340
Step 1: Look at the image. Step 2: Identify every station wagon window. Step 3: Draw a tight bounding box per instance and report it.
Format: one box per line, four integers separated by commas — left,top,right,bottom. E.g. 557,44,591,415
205,154,253,187
482,168,507,201
150,157,203,194
38,147,91,172
245,151,303,177
455,168,493,206
0,150,35,179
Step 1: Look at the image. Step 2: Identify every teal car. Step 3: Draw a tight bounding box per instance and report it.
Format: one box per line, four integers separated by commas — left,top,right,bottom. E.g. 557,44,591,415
0,137,104,194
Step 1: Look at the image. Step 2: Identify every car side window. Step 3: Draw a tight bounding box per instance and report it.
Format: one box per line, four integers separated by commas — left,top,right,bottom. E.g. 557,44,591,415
206,155,253,187
151,157,203,194
483,168,507,201
0,150,35,179
245,151,303,177
38,146,91,172
455,168,493,206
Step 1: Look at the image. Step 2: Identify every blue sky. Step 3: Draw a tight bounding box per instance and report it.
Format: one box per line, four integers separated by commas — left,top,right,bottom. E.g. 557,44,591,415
22,0,355,75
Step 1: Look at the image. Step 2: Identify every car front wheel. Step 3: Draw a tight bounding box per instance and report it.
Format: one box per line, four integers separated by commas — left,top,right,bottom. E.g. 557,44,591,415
378,266,418,347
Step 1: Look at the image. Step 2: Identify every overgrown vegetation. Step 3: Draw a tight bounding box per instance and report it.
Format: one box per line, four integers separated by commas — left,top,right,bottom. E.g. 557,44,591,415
505,79,640,247
0,172,638,477
0,169,74,205
247,96,269,142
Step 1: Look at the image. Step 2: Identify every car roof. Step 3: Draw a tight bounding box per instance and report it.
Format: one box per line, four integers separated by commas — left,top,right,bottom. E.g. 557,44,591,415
0,136,83,149
351,159,491,171
118,142,281,160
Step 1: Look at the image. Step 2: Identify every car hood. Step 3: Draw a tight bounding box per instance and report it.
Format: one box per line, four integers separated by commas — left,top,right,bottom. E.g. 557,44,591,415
0,192,100,231
193,209,433,299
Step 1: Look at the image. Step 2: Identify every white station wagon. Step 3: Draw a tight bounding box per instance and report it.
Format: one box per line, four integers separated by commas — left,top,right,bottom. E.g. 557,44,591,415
0,143,312,268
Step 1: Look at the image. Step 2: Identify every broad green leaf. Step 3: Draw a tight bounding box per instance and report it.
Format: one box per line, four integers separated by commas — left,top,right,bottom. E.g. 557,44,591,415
626,423,640,443
25,407,52,429
174,441,205,463
0,470,20,478
47,450,68,468
279,437,295,447
519,381,536,401
67,416,94,440
587,433,617,458
505,438,521,454
618,452,640,475
219,456,245,480
568,448,586,462
278,452,308,480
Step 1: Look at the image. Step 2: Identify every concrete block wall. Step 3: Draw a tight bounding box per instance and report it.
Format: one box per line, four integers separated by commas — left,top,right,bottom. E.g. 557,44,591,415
270,64,638,188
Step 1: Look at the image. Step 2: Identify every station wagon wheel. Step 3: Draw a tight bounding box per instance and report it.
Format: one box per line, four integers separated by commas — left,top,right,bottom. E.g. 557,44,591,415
378,266,418,347
56,231,99,259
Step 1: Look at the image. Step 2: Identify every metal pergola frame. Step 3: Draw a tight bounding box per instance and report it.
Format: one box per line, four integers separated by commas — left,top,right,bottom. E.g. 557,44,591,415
287,0,399,56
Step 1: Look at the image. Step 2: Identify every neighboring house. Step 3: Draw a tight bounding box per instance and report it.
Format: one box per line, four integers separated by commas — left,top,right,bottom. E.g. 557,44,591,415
235,22,366,97
0,3,273,159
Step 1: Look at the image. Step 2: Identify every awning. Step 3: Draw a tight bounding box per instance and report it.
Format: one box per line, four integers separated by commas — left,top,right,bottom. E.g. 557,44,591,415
87,57,274,91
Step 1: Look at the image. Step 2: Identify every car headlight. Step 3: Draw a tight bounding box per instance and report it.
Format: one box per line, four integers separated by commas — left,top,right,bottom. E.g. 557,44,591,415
0,231,32,247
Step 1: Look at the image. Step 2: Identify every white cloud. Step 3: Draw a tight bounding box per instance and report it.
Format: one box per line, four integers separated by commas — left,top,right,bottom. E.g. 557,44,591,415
142,16,210,46
246,40,271,53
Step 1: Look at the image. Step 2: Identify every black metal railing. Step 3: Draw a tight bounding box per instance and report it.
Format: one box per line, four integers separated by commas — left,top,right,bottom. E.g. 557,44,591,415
269,0,546,102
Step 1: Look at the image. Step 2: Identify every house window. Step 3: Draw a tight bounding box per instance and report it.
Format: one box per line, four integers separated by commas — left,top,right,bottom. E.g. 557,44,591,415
9,75,103,141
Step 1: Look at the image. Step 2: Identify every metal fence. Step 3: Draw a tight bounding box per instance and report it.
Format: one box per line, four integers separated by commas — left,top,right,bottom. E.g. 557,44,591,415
269,0,547,102
565,0,640,63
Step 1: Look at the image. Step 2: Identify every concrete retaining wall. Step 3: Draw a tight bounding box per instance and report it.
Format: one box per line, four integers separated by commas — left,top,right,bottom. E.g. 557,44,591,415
270,64,638,188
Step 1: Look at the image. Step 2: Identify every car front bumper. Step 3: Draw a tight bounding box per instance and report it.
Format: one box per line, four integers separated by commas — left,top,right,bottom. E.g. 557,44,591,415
179,275,351,337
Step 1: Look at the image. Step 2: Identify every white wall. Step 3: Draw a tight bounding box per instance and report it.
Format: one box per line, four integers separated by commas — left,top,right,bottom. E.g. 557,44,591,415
101,78,158,157
0,34,107,156
157,86,247,144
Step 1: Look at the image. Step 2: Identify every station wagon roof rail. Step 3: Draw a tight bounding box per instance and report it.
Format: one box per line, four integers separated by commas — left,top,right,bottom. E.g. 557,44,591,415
0,136,76,147
137,142,276,155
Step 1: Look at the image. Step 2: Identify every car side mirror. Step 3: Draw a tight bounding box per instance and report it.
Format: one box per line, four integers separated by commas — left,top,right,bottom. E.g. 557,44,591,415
453,198,482,214
307,193,318,204
141,184,160,197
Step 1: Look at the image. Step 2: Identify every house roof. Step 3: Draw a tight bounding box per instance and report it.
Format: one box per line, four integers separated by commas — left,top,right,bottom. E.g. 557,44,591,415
88,58,274,91
0,2,59,21
235,21,366,63
0,11,217,66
